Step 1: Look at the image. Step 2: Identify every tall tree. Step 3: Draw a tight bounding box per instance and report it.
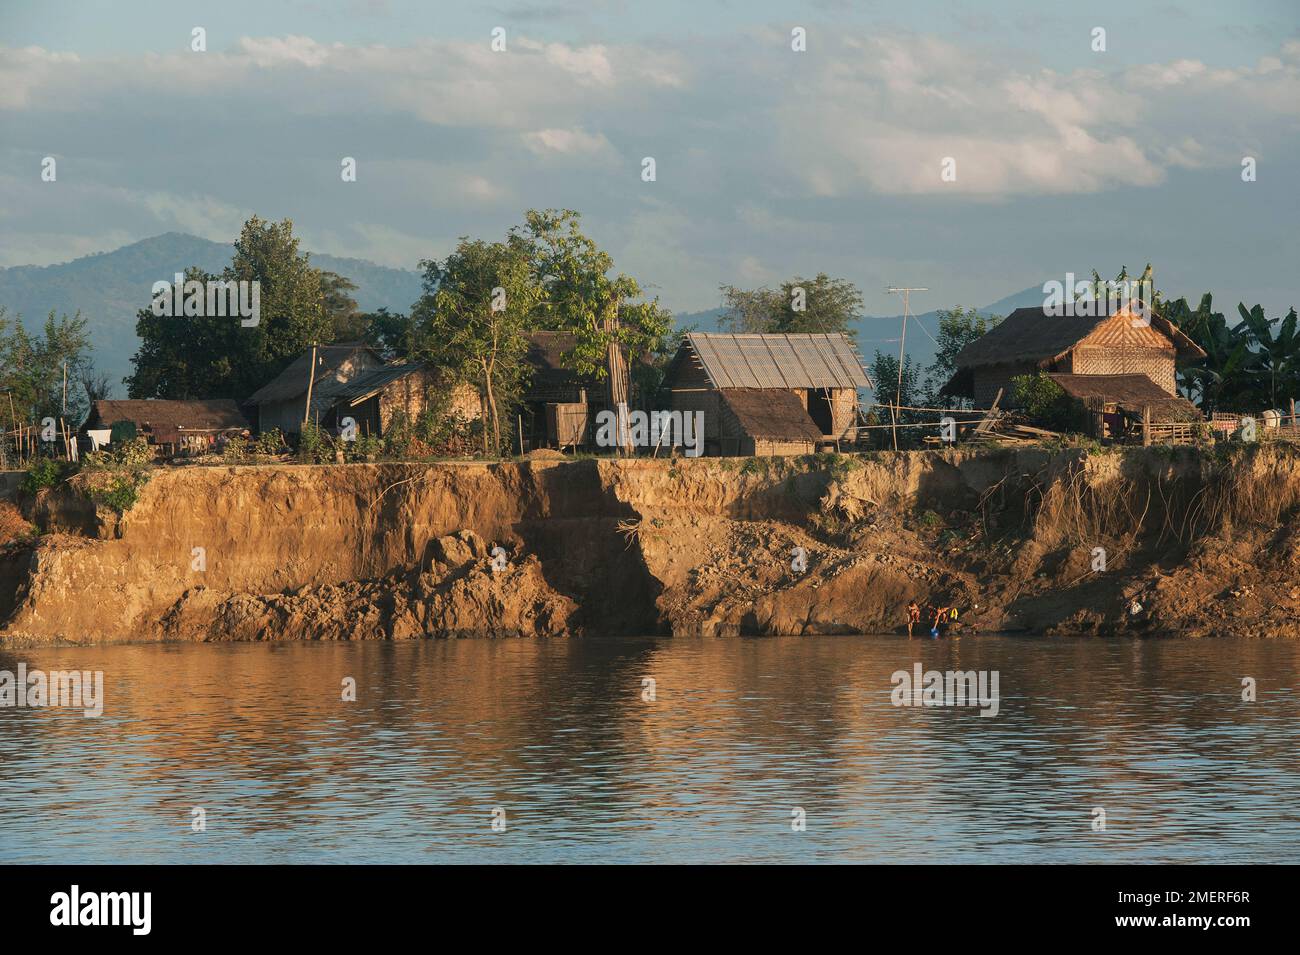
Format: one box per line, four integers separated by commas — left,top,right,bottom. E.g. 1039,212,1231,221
0,307,93,423
720,274,862,336
320,270,362,341
409,239,539,454
924,306,1002,405
513,210,672,440
126,216,330,399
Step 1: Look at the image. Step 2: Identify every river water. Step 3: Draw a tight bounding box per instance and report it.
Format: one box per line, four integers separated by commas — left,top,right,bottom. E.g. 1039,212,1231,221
1,635,1298,864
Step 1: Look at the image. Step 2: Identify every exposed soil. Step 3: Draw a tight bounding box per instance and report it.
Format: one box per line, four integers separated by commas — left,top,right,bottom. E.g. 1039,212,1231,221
3,444,1300,644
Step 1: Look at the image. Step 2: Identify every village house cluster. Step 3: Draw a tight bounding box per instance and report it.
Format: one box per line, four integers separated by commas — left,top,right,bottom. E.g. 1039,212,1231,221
72,305,1235,459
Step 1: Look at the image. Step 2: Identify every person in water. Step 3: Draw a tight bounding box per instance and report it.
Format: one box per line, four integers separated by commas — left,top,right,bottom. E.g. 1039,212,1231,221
930,604,948,638
906,600,921,638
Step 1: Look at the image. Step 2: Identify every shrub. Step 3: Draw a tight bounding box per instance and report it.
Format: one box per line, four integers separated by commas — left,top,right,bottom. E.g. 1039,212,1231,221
21,456,64,495
255,428,287,456
222,436,249,463
115,436,153,467
1011,373,1080,432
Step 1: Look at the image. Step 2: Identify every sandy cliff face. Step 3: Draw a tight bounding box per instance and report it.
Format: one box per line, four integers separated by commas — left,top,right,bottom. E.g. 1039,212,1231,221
4,445,1300,644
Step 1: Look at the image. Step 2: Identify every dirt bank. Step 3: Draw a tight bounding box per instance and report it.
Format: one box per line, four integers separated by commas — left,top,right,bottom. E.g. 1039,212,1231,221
3,444,1300,644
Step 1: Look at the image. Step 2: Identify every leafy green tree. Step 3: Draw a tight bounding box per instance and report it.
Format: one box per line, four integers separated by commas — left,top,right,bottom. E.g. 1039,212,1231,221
320,271,362,341
869,350,923,414
126,216,330,399
0,307,93,423
719,273,862,336
409,239,539,454
1235,303,1300,409
1011,373,1078,431
924,306,1001,405
514,210,672,425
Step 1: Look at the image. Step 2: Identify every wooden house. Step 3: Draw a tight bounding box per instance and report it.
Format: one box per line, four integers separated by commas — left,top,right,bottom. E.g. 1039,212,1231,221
246,343,383,436
1045,373,1202,440
662,333,872,456
83,399,250,454
942,306,1205,408
313,364,481,438
520,331,607,449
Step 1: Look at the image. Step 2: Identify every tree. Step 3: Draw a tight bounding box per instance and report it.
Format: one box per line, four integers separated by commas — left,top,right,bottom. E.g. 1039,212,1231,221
409,239,539,455
126,216,330,399
514,210,672,447
924,306,1001,405
868,351,923,413
0,307,93,424
320,271,362,341
719,273,862,336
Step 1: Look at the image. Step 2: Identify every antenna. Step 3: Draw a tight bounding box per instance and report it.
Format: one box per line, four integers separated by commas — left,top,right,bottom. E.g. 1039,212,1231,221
885,286,928,451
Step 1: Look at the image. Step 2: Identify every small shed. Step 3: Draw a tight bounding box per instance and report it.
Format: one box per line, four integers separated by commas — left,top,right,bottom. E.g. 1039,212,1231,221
83,399,250,454
315,364,481,438
521,331,606,448
1046,372,1202,439
246,343,383,436
662,332,872,456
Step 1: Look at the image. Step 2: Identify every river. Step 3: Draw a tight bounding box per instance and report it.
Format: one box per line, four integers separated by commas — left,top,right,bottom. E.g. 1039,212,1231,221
1,635,1297,863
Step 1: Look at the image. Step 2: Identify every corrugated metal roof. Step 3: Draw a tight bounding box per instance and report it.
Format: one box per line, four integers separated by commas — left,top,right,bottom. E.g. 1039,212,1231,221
684,333,872,390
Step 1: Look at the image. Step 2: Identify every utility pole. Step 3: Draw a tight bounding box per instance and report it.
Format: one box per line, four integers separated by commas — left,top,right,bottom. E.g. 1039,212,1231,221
886,286,927,451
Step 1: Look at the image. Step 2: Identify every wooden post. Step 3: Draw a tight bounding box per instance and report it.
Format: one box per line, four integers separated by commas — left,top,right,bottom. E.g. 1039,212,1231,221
1142,405,1152,446
302,344,318,427
517,414,524,456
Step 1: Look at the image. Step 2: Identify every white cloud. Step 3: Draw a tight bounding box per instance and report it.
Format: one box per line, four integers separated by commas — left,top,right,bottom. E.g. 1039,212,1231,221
522,127,614,157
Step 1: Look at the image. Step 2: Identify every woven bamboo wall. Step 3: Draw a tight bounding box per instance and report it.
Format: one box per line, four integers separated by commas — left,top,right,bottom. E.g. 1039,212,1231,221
1070,348,1176,395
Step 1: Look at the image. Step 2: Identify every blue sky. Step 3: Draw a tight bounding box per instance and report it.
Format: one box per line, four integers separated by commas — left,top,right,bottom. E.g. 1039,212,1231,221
2,0,1298,317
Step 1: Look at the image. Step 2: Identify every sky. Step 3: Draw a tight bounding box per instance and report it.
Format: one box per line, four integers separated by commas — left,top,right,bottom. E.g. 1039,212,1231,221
2,0,1298,318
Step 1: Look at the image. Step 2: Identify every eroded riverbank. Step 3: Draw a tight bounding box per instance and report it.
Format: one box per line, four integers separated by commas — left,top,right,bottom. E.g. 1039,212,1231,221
3,445,1300,645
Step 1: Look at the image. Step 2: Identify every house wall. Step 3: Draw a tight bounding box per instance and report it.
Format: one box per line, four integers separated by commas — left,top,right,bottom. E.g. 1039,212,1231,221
1070,347,1177,396
669,389,722,452
750,437,816,456
258,399,309,437
971,362,1039,408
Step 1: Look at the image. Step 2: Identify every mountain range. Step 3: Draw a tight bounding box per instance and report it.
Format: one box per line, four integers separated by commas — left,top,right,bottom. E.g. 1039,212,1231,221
0,233,1045,396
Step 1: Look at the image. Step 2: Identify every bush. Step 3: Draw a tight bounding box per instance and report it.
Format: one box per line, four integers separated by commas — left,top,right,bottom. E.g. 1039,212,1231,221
114,436,153,467
1011,373,1080,432
255,428,287,456
21,456,64,495
87,474,141,512
222,436,249,463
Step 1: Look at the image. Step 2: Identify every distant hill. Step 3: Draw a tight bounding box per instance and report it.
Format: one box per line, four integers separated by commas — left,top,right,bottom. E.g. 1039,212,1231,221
0,233,424,394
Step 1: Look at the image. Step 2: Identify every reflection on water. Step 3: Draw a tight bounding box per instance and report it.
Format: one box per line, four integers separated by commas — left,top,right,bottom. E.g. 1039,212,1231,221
1,635,1298,863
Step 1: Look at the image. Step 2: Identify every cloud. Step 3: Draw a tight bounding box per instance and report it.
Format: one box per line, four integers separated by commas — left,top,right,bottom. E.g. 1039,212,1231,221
522,127,615,157
0,27,1296,314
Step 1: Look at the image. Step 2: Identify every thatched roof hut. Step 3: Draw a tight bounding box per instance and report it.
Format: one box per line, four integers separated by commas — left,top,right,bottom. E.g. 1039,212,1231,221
944,307,1205,407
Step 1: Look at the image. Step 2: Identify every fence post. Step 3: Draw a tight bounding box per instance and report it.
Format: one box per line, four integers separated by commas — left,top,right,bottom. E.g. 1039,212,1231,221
1142,405,1151,447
